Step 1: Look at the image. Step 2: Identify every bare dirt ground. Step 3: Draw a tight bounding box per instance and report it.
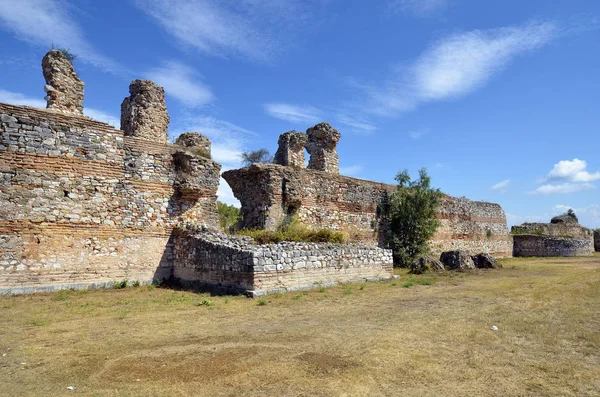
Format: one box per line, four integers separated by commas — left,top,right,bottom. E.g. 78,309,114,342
1,254,599,396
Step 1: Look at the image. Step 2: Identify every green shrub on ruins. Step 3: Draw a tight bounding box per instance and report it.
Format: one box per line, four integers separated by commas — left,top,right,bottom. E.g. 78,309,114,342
379,169,442,267
236,216,346,244
217,201,241,232
51,44,77,63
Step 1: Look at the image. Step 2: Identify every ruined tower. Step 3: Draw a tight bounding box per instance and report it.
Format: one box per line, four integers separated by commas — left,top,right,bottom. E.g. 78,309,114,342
176,132,211,156
120,80,170,144
273,131,308,168
305,122,341,174
42,50,84,115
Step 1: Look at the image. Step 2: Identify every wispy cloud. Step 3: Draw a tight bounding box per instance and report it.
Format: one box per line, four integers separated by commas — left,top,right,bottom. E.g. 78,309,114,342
263,103,322,124
133,0,330,62
490,179,510,192
531,182,595,195
408,128,428,139
364,21,558,116
388,0,448,16
0,89,119,126
145,61,214,107
339,165,363,176
0,0,120,72
545,158,600,183
336,114,377,134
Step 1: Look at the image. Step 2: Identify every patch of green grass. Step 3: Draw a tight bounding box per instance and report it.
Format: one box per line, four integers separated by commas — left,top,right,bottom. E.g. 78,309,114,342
256,298,268,306
292,295,302,301
131,280,141,288
197,299,215,307
402,281,414,288
318,286,326,293
51,289,72,301
359,283,366,290
343,288,352,295
31,318,46,327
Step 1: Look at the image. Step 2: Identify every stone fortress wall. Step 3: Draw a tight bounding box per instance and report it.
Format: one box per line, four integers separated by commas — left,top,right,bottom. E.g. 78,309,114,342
512,213,595,257
173,228,394,297
0,51,220,294
223,124,513,258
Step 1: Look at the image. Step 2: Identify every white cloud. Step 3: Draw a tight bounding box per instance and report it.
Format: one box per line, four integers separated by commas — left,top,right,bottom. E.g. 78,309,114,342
408,128,428,139
145,61,213,107
0,89,46,108
490,179,510,191
217,177,240,207
134,0,328,62
546,158,600,183
336,114,377,134
0,0,119,72
532,182,595,195
264,103,321,124
0,89,119,126
388,0,447,15
339,165,363,176
365,21,558,116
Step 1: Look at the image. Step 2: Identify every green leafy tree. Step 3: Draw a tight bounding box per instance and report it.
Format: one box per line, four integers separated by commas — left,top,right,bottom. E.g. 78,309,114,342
381,168,443,267
240,148,272,166
217,201,241,232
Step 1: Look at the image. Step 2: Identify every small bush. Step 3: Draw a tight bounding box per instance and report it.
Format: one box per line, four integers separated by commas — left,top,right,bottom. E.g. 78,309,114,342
51,44,77,63
131,280,141,288
113,280,128,289
240,149,272,166
197,299,214,307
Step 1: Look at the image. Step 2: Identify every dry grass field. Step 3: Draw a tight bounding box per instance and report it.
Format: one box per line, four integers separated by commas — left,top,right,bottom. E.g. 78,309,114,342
1,254,599,396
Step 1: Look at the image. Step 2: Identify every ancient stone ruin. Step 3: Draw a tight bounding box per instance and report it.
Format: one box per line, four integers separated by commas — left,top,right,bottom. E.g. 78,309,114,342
305,122,341,174
42,50,84,115
512,213,594,257
273,131,308,168
120,79,170,144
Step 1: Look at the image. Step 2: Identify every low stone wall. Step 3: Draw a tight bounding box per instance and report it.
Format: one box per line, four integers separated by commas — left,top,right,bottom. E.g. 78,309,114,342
512,235,594,257
173,229,394,296
511,222,593,239
0,102,220,294
222,164,513,257
594,231,599,252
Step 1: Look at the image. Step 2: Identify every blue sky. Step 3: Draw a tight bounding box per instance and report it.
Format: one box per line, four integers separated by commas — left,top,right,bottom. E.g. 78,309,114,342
0,0,599,227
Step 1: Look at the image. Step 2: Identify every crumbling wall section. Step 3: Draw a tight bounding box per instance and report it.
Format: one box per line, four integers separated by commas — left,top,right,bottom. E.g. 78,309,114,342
273,131,307,168
222,164,513,257
0,102,220,293
173,229,394,296
42,50,84,115
305,123,340,174
513,235,594,257
120,80,170,144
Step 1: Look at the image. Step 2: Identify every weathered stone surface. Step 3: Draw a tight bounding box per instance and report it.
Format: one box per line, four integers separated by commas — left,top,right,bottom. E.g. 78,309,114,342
305,122,341,174
175,132,211,156
595,230,600,252
42,50,84,115
0,101,221,293
410,256,445,274
440,250,475,270
512,215,594,257
471,253,500,269
512,236,594,257
120,80,170,144
273,131,307,168
222,164,513,256
551,210,578,224
173,228,394,296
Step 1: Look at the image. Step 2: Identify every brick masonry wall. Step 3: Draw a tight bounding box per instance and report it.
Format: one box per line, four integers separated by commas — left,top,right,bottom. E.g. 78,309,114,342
0,103,220,293
222,164,513,257
173,230,394,296
511,222,593,238
513,235,594,257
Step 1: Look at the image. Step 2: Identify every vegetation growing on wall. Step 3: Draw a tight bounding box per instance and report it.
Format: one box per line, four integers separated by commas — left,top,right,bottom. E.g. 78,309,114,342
217,201,241,232
237,216,346,244
51,45,77,64
240,149,272,166
379,169,442,267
